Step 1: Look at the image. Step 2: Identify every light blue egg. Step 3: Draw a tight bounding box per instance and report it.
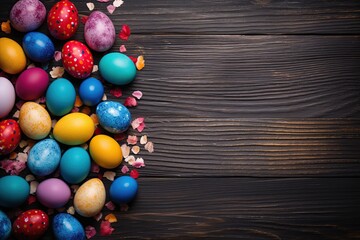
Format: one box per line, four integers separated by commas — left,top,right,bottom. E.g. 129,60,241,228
22,32,55,62
96,101,131,133
0,176,29,208
46,78,76,116
28,138,61,176
79,77,104,106
99,52,136,85
53,213,85,240
60,147,90,184
0,210,11,240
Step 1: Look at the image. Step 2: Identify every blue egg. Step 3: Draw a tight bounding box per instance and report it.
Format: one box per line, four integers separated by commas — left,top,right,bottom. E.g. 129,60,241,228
0,176,29,208
28,138,61,176
53,213,85,240
99,53,136,85
22,32,55,62
79,77,104,106
110,176,138,204
0,210,11,240
46,78,76,116
60,147,91,184
96,101,131,133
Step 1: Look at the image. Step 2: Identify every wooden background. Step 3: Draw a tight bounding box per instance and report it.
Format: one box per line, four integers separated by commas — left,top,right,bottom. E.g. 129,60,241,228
1,0,360,239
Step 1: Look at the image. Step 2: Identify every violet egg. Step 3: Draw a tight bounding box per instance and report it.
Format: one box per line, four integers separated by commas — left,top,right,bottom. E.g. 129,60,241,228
10,0,46,32
37,178,71,208
15,67,49,100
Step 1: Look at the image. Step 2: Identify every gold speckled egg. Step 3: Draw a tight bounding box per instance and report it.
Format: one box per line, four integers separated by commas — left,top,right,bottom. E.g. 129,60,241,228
74,178,105,217
19,102,51,140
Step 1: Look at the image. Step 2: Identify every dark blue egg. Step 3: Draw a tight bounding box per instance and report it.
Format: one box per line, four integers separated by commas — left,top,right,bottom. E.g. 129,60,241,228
79,77,104,106
52,213,85,240
0,210,11,240
22,32,55,62
27,138,61,176
96,101,131,133
110,176,138,204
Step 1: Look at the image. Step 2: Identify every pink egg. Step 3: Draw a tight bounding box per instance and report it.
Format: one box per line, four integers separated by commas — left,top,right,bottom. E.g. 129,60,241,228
36,178,71,208
0,77,15,118
15,67,49,100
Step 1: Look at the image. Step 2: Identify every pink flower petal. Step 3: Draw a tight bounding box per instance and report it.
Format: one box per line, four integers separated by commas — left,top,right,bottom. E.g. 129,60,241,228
103,171,116,181
91,162,100,173
132,90,143,100
130,169,139,179
16,152,28,162
121,164,129,174
113,0,124,7
127,135,138,145
133,158,145,168
131,117,144,129
54,51,62,61
27,195,37,205
85,226,97,239
105,201,116,211
110,87,122,98
0,160,26,175
94,212,103,222
81,16,89,24
119,44,126,53
124,96,137,107
119,24,131,41
145,141,154,153
107,4,116,14
137,122,146,133
97,0,110,2
100,220,114,236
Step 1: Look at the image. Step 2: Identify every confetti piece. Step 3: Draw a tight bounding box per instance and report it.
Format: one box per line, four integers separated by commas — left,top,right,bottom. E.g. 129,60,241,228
75,96,83,107
30,181,39,194
110,87,122,98
105,213,117,223
85,226,97,239
130,169,139,179
25,174,35,182
121,144,130,158
92,65,98,73
145,141,154,153
124,96,137,107
50,66,65,78
54,51,62,61
105,201,116,211
133,158,145,168
119,24,131,41
125,155,135,165
100,220,114,236
132,90,143,100
1,20,11,34
0,160,26,175
119,44,126,53
103,171,116,181
67,206,75,215
86,2,95,11
121,164,129,174
113,0,124,7
107,4,116,14
131,146,140,154
127,135,138,145
94,212,103,222
91,162,100,173
27,195,37,205
136,55,145,70
81,15,89,24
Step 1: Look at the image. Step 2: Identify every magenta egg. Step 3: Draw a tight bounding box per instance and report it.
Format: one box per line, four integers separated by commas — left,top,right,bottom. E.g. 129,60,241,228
15,67,49,100
36,178,71,208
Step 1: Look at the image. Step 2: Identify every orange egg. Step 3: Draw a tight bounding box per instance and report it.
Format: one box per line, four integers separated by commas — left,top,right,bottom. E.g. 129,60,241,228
89,134,122,169
0,38,26,74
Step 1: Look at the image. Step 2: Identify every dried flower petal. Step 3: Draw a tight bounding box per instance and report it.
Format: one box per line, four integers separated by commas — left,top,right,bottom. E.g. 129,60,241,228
136,55,145,70
9,152,17,160
90,114,99,125
91,162,100,173
19,140,28,148
121,165,129,174
1,20,11,34
25,174,35,182
75,96,83,107
54,51,62,61
81,143,89,150
30,181,39,194
81,106,91,115
94,127,103,136
137,122,146,133
0,160,26,175
131,146,140,154
124,96,137,107
92,65,98,73
130,169,139,179
125,155,135,165
119,45,126,53
85,226,97,239
27,195,37,205
100,220,114,236
67,206,75,215
107,4,116,14
12,110,20,118
51,119,58,128
50,66,65,78
127,135,138,145
119,24,130,41
94,212,103,222
86,2,95,11
110,87,122,98
121,144,130,158
145,141,154,153
133,158,145,168
131,117,144,130
113,0,123,7
102,93,108,101
129,56,137,64
105,213,117,223
81,15,89,24
103,171,116,181
105,201,116,210
113,132,126,141
120,204,129,212
132,90,143,100
97,0,110,2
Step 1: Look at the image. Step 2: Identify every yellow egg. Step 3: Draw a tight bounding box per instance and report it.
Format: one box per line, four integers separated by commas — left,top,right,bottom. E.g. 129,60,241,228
89,134,123,169
19,102,51,140
74,178,105,217
53,113,95,145
0,38,26,74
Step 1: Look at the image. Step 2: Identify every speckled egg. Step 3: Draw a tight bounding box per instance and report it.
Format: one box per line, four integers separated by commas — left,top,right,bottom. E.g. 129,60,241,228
74,178,106,217
62,40,94,79
27,139,61,176
60,147,90,184
0,119,21,156
0,210,11,240
10,0,46,32
84,11,115,52
47,0,79,40
22,32,55,62
96,101,131,133
0,176,29,208
0,38,26,74
19,102,51,140
15,67,49,100
89,134,123,169
37,178,71,209
52,213,85,240
13,209,49,240
46,78,76,116
110,176,138,204
0,77,16,118
79,77,104,106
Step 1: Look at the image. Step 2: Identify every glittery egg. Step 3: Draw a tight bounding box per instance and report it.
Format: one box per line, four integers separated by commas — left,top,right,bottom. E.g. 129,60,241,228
0,210,11,240
37,178,71,209
22,32,55,63
10,0,46,32
62,40,94,79
0,119,21,156
0,176,29,208
89,134,123,169
13,209,49,240
52,213,85,240
47,0,79,40
15,67,49,100
96,101,131,133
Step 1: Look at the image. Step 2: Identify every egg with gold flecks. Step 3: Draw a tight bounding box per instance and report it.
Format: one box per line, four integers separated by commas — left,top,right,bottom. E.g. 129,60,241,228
12,209,49,240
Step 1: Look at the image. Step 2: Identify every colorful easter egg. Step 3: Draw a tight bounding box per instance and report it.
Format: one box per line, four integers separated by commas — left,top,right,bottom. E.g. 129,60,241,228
12,209,49,240
60,147,90,184
110,176,138,204
89,134,123,169
10,0,46,32
0,77,16,119
15,67,49,100
46,78,76,116
0,176,29,208
0,119,21,156
22,32,55,62
96,101,131,133
0,210,11,240
0,38,26,74
79,77,104,106
36,178,71,209
52,213,85,240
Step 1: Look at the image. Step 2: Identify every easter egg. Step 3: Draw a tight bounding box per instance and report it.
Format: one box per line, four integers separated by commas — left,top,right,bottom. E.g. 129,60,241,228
46,78,76,116
37,178,71,208
99,52,136,85
0,175,29,208
0,210,11,240
53,113,95,145
52,213,85,240
0,38,26,74
47,0,79,40
60,147,90,184
0,77,15,119
84,11,115,52
19,102,51,140
79,77,104,106
74,178,106,217
10,0,46,32
27,139,61,176
96,101,131,133
15,68,49,100
62,40,94,79
13,209,49,240
89,134,122,169
22,32,55,62
0,119,21,156
110,176,138,204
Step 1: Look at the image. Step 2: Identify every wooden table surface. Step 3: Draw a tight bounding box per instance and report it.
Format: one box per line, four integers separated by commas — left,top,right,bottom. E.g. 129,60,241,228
1,0,360,239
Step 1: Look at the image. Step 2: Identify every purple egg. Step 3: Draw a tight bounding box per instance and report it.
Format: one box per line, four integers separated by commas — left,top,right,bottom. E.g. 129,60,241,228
15,67,49,100
84,11,115,52
37,178,71,208
10,0,46,32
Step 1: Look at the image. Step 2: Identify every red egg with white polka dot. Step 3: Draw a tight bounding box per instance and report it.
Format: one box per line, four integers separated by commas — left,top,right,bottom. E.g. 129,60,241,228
13,209,49,240
0,119,21,156
47,0,79,40
62,40,94,79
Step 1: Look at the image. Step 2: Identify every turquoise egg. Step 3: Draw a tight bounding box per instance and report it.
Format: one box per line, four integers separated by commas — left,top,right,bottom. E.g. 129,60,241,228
99,53,136,85
0,176,29,208
46,78,76,116
60,147,91,184
0,210,11,240
22,32,55,62
96,101,131,133
27,138,61,176
53,213,85,240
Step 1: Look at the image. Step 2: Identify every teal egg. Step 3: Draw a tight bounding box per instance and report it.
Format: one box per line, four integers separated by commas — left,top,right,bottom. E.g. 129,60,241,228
0,176,29,208
46,78,76,116
99,53,136,85
0,210,11,240
60,147,91,184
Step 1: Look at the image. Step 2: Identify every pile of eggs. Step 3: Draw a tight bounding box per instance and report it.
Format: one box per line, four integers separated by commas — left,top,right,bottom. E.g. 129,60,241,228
0,0,140,239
